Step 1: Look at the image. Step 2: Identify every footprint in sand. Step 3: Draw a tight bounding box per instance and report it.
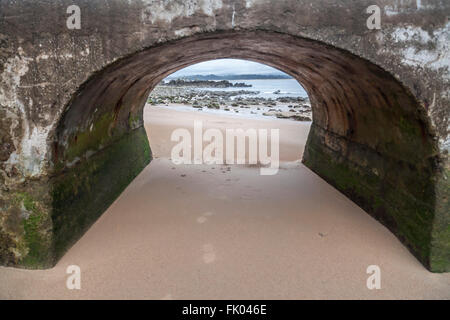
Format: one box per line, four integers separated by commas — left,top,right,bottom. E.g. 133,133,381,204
196,211,214,224
197,216,207,224
202,244,216,264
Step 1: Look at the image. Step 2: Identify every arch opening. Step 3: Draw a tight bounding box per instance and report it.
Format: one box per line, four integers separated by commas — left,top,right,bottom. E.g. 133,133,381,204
145,58,312,166
19,30,445,271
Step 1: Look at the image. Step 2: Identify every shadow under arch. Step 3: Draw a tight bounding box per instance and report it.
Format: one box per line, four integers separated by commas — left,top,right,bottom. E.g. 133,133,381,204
49,30,445,272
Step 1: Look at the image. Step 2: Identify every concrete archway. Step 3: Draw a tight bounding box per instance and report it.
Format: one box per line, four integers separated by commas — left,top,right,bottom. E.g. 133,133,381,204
0,0,448,273
45,30,443,271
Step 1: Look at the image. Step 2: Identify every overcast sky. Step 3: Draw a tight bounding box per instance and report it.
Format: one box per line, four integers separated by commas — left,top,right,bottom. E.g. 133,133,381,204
168,59,286,77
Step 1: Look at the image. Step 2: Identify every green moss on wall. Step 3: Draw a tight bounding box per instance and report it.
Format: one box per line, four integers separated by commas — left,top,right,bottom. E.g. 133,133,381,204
64,112,115,163
13,192,53,269
302,124,447,271
430,167,450,272
128,112,141,129
51,127,151,262
0,229,16,266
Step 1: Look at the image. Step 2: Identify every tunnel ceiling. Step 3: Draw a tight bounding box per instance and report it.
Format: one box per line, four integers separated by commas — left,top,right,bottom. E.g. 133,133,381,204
56,30,437,168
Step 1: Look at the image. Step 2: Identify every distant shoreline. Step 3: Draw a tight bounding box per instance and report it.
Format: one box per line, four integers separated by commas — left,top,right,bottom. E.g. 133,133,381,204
166,73,293,81
163,79,252,88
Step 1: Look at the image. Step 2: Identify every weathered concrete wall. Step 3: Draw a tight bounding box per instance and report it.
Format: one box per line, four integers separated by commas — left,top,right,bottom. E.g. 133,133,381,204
0,0,448,271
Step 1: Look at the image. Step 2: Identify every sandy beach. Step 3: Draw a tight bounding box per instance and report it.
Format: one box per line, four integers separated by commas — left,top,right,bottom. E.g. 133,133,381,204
0,105,448,299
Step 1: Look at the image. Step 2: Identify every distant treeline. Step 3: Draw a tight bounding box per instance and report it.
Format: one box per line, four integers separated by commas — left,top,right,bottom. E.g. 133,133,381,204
163,79,252,88
167,73,293,81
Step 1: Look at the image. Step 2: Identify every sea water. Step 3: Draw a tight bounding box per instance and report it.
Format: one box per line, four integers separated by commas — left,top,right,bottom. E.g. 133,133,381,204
193,79,308,99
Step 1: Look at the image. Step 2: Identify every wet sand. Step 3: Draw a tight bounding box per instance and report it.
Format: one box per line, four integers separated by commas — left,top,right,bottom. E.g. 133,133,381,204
0,105,449,299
